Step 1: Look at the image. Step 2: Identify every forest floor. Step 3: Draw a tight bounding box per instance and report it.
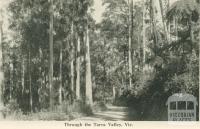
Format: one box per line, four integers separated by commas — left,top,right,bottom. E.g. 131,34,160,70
74,105,129,121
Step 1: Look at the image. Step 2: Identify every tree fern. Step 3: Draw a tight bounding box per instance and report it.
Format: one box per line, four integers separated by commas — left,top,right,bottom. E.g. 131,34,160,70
167,0,200,22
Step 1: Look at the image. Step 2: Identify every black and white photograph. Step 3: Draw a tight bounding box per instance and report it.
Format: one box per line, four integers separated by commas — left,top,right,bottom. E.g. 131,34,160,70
0,0,199,121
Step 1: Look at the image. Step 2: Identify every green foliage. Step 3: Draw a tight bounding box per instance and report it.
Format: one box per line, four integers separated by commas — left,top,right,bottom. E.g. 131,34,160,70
5,110,69,121
167,0,200,22
5,0,95,113
3,99,25,120
4,100,94,120
5,99,21,114
1,0,199,121
111,0,199,121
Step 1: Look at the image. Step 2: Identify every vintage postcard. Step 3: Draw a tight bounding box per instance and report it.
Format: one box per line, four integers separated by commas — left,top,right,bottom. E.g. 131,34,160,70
0,0,199,129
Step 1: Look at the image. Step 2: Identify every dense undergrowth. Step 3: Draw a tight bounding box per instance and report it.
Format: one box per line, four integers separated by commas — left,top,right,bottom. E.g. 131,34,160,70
2,100,107,121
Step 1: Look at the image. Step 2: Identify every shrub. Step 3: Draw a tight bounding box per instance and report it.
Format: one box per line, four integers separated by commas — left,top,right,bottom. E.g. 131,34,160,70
3,99,26,120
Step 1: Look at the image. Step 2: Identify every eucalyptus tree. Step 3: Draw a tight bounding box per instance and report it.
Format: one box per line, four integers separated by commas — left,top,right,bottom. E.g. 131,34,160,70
102,0,129,90
198,0,200,102
128,0,133,89
0,9,4,118
142,0,146,69
76,35,80,100
48,0,54,110
67,0,94,105
85,21,93,105
8,0,73,111
101,0,147,90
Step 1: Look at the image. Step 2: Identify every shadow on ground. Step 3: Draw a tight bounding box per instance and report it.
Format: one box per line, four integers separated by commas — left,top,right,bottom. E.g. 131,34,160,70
73,105,130,121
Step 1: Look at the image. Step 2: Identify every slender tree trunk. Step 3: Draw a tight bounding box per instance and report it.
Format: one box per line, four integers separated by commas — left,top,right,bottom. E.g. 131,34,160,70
0,11,4,118
59,43,63,105
21,57,25,95
137,35,141,71
159,0,169,43
120,78,124,96
142,0,146,71
189,16,194,43
85,22,93,105
150,0,158,56
103,63,106,102
123,49,128,89
128,0,133,89
70,22,74,101
112,86,116,100
28,50,32,112
168,15,172,57
103,38,107,102
198,3,200,120
168,21,171,42
198,4,200,119
49,0,54,110
70,60,74,94
174,16,178,42
9,62,13,100
142,0,147,85
38,48,43,105
76,35,80,100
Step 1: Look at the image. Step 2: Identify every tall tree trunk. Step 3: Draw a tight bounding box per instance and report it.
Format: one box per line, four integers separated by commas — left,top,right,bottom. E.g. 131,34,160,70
21,57,25,96
49,0,54,110
137,35,141,71
59,43,63,105
142,0,146,71
128,0,133,89
168,21,171,43
9,61,13,100
189,16,194,44
28,50,32,112
174,16,178,42
76,35,80,100
38,48,43,106
70,60,74,96
150,0,159,56
198,1,200,119
103,38,106,102
123,49,128,90
0,10,4,118
70,22,74,102
103,62,106,102
159,0,169,43
198,9,200,120
85,22,93,105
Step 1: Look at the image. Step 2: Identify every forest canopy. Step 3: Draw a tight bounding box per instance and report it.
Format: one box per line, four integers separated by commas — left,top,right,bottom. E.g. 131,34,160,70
0,0,199,121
